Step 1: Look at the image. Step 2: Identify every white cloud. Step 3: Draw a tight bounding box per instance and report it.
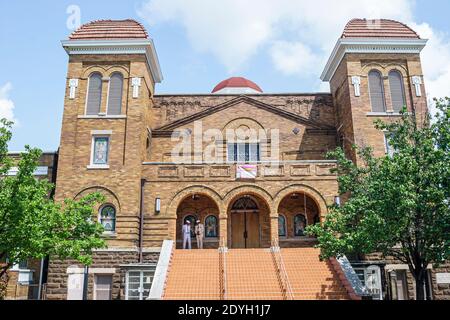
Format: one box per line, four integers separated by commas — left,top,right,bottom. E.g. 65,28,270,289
0,82,18,125
410,22,450,103
138,0,450,101
270,41,323,77
139,0,412,73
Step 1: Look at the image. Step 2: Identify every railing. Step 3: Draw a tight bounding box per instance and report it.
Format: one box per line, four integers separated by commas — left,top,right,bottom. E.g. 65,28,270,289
271,239,294,300
142,160,338,181
219,236,228,300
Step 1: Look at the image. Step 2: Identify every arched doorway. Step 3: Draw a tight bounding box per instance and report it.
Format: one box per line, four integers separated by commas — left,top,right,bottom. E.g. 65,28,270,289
176,194,220,249
229,195,266,248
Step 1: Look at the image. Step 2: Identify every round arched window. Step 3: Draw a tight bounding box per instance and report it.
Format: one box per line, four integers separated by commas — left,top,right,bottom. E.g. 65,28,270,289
205,216,218,238
100,205,116,232
294,214,307,237
278,215,287,237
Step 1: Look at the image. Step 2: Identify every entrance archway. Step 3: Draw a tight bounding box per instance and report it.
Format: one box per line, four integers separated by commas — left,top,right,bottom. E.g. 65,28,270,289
228,195,270,248
176,194,220,249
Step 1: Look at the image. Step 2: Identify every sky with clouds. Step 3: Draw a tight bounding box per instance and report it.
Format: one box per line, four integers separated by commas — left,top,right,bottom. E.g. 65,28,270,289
0,0,449,151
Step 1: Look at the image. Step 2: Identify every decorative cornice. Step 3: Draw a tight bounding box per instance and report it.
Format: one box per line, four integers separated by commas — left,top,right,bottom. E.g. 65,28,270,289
321,38,428,82
61,39,163,83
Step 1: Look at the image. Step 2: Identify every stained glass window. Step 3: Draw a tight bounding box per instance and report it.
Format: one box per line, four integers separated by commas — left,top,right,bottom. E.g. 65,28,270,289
278,215,287,237
93,137,109,165
205,215,218,238
294,214,307,237
100,205,116,232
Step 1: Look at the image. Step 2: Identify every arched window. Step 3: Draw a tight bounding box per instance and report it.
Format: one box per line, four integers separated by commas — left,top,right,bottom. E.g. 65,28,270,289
183,215,197,238
86,73,103,115
294,214,307,237
205,215,218,238
368,70,386,112
231,197,258,211
389,70,406,113
107,73,123,115
100,205,116,232
278,215,287,237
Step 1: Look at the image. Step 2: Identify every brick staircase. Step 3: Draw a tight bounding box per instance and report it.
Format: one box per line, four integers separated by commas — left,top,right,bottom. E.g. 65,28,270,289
162,247,354,300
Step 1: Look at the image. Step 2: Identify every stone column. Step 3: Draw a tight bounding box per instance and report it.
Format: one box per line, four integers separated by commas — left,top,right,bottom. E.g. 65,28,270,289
270,214,279,247
219,214,228,248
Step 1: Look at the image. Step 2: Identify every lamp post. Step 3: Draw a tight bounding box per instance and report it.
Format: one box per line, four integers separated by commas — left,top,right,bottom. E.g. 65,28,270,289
82,265,89,300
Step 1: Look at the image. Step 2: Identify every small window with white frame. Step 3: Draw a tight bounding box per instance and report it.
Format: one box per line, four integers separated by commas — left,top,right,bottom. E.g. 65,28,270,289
94,274,113,300
125,268,156,300
89,132,111,168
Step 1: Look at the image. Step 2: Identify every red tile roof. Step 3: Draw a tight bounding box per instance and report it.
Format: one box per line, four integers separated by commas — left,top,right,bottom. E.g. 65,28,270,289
342,19,420,39
69,19,148,40
212,77,263,93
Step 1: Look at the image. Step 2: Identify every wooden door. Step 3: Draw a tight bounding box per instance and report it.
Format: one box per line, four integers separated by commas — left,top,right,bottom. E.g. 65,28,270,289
231,212,260,248
246,212,260,248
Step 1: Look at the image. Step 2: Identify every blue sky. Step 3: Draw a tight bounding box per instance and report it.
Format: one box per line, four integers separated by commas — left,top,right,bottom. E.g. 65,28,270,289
0,0,449,151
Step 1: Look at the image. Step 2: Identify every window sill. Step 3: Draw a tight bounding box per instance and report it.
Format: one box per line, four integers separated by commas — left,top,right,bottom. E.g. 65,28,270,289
78,115,126,119
101,232,117,239
366,112,402,117
87,165,110,170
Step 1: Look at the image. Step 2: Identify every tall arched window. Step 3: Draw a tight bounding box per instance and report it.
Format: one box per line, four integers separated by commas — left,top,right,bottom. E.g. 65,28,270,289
294,214,307,237
86,73,103,115
389,70,406,113
100,205,116,232
107,73,123,115
205,215,218,238
368,70,386,112
278,215,287,237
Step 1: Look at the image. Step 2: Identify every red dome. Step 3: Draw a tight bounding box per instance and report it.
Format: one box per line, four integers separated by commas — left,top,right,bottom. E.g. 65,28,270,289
341,19,420,39
69,19,148,40
212,77,263,94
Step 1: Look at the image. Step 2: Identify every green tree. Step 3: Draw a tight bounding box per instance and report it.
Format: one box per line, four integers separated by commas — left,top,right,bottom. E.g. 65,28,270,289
307,99,450,300
0,119,106,298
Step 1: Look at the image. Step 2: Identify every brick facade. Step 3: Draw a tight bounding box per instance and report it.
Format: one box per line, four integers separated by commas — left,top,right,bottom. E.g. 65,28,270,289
42,19,449,300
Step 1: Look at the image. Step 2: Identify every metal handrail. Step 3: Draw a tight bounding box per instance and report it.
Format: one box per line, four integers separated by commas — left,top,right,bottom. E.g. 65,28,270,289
219,236,228,300
271,239,294,300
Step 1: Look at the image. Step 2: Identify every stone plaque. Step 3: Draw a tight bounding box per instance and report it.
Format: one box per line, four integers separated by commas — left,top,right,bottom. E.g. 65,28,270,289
158,166,178,178
436,273,450,284
290,165,310,176
184,166,205,178
316,164,337,176
263,165,284,177
210,166,230,177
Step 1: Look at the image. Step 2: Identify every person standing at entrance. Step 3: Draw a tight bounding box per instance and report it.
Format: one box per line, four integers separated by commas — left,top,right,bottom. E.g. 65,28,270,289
182,220,192,249
195,220,205,249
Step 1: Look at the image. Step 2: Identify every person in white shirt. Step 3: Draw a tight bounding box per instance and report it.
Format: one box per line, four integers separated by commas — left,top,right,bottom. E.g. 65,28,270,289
182,220,192,249
195,220,205,249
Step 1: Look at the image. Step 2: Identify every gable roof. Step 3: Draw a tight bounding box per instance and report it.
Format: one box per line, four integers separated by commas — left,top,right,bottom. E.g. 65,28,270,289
153,96,335,136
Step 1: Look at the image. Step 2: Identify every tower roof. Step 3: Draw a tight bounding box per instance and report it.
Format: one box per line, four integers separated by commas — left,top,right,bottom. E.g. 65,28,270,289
212,77,263,94
341,19,420,39
69,19,149,40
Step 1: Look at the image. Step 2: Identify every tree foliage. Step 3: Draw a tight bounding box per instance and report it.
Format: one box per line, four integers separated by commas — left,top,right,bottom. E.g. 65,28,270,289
0,119,106,297
307,99,450,300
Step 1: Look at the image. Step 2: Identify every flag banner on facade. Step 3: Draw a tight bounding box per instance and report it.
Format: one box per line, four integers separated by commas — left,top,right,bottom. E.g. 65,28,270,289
236,165,257,179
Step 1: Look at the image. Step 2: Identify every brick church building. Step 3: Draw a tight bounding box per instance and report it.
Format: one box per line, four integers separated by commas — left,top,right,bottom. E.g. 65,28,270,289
42,18,449,300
